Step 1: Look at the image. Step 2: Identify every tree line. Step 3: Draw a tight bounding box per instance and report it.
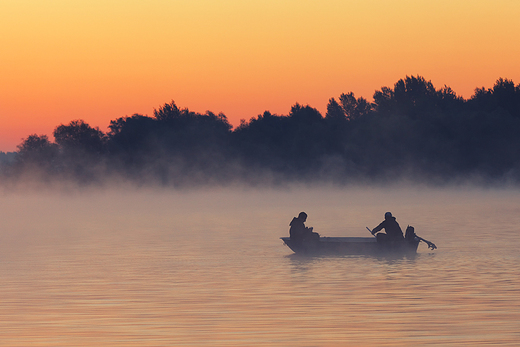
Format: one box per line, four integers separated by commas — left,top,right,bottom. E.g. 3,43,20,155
3,75,520,187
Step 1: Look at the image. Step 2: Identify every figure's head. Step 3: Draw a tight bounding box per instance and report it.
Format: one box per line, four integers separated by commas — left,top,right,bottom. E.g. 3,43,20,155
298,212,308,221
384,212,392,219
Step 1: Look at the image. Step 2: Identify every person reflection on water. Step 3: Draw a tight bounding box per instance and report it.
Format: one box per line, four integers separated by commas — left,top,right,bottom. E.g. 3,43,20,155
289,212,320,245
371,212,404,243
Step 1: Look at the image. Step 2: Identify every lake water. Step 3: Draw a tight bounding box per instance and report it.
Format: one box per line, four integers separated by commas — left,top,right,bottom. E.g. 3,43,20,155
1,185,519,346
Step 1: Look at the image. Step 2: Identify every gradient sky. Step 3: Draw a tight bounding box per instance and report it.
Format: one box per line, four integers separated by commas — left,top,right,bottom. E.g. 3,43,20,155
1,0,519,151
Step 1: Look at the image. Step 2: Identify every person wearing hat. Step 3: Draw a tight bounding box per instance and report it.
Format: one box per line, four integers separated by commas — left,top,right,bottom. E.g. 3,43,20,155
371,212,404,242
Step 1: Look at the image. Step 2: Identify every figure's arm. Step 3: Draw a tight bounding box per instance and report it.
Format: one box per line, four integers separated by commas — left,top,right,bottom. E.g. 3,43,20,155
371,221,384,234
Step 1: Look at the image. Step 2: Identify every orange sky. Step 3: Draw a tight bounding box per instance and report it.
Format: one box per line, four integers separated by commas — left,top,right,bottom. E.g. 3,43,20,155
1,0,519,151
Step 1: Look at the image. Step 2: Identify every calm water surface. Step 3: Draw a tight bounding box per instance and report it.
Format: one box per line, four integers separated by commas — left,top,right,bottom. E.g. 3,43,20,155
0,186,519,346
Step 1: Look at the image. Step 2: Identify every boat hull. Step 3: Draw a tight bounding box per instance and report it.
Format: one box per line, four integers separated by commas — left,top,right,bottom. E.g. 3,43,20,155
280,236,419,255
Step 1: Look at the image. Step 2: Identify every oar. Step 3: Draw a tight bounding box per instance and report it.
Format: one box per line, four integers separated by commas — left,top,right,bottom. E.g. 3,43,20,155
366,227,376,236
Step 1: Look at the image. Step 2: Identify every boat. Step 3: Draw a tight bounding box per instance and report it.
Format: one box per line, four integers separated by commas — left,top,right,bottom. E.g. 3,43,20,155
280,236,420,255
281,225,436,256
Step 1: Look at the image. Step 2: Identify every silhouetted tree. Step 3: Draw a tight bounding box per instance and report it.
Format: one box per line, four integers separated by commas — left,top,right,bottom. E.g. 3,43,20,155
153,100,181,121
338,92,372,120
469,78,520,118
108,114,160,154
51,120,107,183
289,103,322,123
325,97,345,121
9,134,60,179
106,102,233,184
16,134,58,165
54,120,106,155
232,111,291,175
282,104,329,175
373,76,441,119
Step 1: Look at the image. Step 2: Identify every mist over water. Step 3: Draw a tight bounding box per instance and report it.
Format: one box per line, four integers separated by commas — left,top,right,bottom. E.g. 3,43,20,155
1,186,519,346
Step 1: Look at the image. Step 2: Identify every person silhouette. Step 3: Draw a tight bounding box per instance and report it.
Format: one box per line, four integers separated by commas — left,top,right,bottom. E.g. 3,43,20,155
371,212,404,243
289,212,319,244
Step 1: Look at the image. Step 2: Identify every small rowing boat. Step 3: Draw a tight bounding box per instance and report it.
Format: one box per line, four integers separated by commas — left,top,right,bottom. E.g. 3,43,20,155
280,236,421,255
281,225,436,255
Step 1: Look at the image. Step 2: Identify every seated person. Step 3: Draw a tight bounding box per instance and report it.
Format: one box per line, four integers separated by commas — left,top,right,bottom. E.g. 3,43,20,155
290,212,320,244
371,212,404,243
